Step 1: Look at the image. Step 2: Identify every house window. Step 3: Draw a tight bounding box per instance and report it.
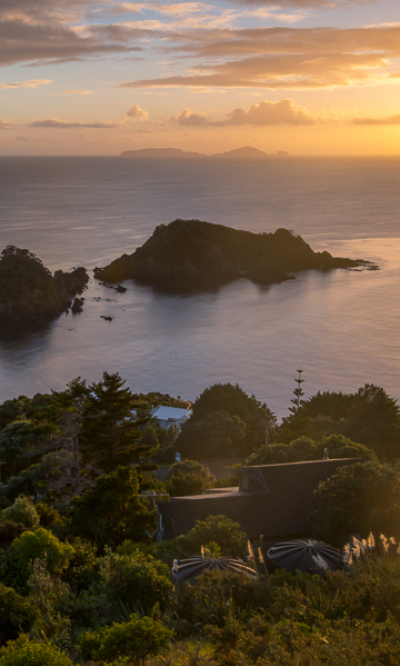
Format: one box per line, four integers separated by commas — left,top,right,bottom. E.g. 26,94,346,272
241,472,250,491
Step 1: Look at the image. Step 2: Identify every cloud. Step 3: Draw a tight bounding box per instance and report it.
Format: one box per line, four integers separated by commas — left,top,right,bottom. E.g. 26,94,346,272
0,119,17,130
125,104,149,120
169,99,314,126
169,107,208,125
352,114,400,125
63,89,94,95
216,98,313,125
0,15,145,67
29,118,118,128
0,79,51,89
220,0,376,6
121,25,400,91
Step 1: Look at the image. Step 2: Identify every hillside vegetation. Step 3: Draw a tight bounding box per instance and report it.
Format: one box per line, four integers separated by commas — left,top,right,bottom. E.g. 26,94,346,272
94,220,366,292
0,376,400,665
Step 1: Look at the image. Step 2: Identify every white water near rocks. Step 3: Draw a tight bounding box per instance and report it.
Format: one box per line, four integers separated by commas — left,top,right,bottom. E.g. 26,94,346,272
0,156,399,418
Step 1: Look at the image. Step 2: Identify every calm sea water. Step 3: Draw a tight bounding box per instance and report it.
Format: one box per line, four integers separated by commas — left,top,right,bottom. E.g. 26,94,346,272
0,156,399,418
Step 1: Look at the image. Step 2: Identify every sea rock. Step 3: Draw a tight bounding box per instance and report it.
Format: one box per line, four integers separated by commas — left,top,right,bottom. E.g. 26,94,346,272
71,297,85,314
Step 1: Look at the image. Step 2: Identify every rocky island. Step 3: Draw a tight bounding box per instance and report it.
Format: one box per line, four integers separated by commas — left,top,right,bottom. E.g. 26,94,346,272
94,219,367,293
120,146,284,159
0,245,89,324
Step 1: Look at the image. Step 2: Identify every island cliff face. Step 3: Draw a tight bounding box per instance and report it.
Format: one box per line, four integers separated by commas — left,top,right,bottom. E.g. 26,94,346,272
94,220,365,293
0,246,89,324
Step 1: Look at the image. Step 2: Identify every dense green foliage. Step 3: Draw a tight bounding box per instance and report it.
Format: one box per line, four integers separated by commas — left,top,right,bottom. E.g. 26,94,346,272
0,641,73,666
68,466,156,550
79,614,172,664
245,434,376,466
0,245,88,323
310,461,400,545
1,374,400,665
280,383,400,459
99,549,173,615
166,460,216,496
177,383,276,458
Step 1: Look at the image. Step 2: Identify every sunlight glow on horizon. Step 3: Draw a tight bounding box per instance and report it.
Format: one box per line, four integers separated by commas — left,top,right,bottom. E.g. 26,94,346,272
1,0,400,155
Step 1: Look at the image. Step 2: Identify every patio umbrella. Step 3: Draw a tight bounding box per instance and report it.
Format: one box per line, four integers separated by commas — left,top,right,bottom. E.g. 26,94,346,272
267,538,342,576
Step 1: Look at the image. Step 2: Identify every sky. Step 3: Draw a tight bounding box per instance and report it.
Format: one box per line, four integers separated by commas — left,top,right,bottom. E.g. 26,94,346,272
1,0,400,155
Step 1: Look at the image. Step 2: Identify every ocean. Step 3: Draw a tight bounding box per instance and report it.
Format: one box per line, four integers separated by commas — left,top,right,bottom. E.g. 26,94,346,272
0,155,399,419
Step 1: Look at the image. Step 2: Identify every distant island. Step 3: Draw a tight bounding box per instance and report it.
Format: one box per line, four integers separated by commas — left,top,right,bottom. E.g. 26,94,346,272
0,245,89,324
120,146,288,159
94,219,367,293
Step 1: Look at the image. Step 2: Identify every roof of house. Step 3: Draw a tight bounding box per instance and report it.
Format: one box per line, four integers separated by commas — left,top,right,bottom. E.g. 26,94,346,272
158,458,363,541
151,406,192,422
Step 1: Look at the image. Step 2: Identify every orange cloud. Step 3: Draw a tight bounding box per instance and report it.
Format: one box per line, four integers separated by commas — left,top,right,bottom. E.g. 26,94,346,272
125,104,149,120
0,79,51,89
169,99,314,125
214,98,314,124
121,25,400,90
63,89,94,94
29,118,117,128
0,119,17,130
169,108,208,125
353,114,400,125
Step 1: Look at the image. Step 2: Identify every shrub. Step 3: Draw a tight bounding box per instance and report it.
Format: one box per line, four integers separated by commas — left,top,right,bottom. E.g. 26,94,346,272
1,497,39,530
166,460,215,497
0,640,73,666
0,583,36,646
11,528,74,583
310,461,400,545
79,614,172,664
99,550,174,615
183,515,247,558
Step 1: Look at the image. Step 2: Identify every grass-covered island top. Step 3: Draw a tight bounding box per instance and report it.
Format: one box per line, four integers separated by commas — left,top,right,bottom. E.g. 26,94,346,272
94,219,369,293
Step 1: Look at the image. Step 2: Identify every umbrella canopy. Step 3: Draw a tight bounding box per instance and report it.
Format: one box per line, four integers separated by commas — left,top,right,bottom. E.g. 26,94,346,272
171,553,258,583
267,539,342,576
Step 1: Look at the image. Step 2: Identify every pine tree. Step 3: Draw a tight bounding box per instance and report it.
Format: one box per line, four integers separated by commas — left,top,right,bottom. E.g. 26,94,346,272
289,368,305,416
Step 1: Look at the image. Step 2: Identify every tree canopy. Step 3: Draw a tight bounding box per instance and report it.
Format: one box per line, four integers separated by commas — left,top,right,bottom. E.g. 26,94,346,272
176,383,276,458
310,461,400,545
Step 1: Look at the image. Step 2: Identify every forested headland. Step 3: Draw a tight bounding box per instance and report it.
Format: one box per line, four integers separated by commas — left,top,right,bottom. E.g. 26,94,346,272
0,374,400,665
94,220,369,292
0,246,89,325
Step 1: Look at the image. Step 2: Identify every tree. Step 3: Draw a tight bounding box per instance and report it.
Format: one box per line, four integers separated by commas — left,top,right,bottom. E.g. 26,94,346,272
178,410,246,459
289,368,306,416
300,390,355,421
310,461,400,545
346,384,400,458
0,496,40,546
245,434,375,467
81,372,146,471
68,466,156,550
177,383,276,457
166,460,216,496
11,528,74,583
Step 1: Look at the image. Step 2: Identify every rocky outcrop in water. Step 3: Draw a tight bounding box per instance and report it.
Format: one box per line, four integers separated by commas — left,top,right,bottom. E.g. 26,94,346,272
0,246,89,324
94,219,367,293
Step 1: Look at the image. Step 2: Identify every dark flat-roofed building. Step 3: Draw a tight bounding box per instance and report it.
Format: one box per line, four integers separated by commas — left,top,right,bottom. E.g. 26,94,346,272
157,458,362,543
